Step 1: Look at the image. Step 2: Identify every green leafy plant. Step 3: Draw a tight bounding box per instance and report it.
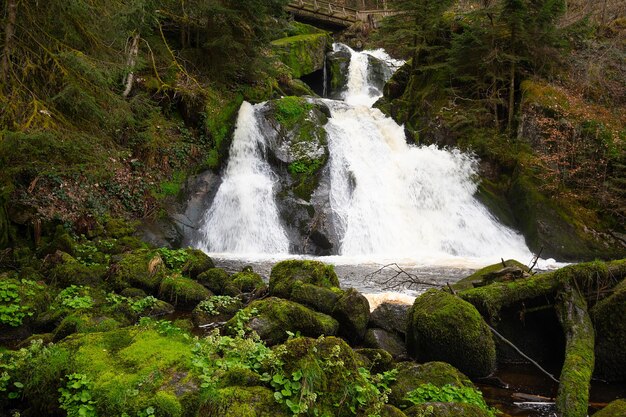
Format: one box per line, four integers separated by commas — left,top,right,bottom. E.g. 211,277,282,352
58,374,97,417
56,286,94,310
197,296,239,316
404,383,498,417
156,248,188,271
0,281,33,327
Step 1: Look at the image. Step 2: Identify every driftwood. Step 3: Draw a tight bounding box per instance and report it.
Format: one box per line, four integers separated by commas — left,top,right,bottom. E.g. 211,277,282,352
555,283,595,417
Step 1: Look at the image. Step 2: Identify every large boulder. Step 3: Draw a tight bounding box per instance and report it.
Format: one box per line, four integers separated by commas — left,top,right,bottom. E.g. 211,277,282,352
181,248,214,279
592,280,626,381
327,44,351,99
406,290,496,378
332,288,370,343
109,249,167,292
388,361,474,409
200,386,290,417
271,32,332,78
226,297,338,345
269,260,339,299
290,282,340,314
197,268,240,296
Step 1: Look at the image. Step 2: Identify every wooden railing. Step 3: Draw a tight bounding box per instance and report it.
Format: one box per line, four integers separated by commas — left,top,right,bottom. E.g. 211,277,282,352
287,0,393,26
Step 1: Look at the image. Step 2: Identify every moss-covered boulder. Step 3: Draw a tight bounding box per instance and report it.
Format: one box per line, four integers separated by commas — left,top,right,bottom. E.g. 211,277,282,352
592,280,626,381
271,32,332,78
200,386,290,417
364,328,407,360
388,361,474,409
370,301,410,336
159,274,212,310
269,260,339,299
226,297,338,345
594,399,626,417
181,248,214,279
53,313,125,341
231,271,266,293
453,259,529,291
109,249,167,292
290,281,341,314
404,402,493,417
197,268,240,296
327,44,351,99
354,348,395,374
48,251,108,287
380,405,409,417
406,289,496,378
0,275,50,343
332,288,370,343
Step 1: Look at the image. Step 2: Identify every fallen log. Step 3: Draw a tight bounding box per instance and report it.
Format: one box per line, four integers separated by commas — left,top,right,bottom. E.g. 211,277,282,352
459,260,626,319
555,283,595,417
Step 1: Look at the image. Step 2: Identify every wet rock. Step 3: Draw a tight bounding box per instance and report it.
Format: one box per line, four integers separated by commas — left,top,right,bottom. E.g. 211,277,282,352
271,32,332,78
370,301,410,336
332,288,370,343
364,328,407,359
327,44,351,99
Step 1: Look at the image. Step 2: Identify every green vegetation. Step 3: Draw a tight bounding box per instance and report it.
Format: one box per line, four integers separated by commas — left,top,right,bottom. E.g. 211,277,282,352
404,383,497,417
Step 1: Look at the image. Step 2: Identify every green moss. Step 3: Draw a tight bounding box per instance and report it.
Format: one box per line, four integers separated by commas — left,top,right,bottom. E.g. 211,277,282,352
200,386,290,417
332,288,370,343
225,297,338,345
231,271,266,293
388,362,474,409
290,282,340,314
555,284,595,417
406,290,496,378
54,313,123,341
197,268,239,296
453,259,529,291
272,96,314,129
271,33,332,78
269,260,339,299
110,249,167,292
0,276,49,327
49,253,108,287
594,399,626,417
204,92,244,170
181,248,214,279
159,274,212,310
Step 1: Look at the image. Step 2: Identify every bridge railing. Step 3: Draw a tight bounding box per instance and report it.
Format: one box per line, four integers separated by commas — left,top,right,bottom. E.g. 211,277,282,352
287,0,359,23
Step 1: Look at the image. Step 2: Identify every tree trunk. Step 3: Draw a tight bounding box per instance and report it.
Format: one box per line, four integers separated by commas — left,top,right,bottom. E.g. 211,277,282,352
507,59,515,135
123,33,141,98
555,284,594,417
1,0,18,84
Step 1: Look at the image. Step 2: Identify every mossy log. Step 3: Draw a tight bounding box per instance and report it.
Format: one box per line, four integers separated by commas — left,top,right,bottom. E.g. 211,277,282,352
555,283,595,417
459,260,626,319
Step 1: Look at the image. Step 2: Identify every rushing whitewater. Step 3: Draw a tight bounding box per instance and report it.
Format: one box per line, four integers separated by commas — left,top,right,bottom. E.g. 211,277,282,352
197,102,289,254
197,44,533,264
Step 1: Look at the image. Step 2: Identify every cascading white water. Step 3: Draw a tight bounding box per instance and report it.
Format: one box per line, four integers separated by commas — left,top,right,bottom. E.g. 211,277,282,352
197,44,535,265
197,102,289,254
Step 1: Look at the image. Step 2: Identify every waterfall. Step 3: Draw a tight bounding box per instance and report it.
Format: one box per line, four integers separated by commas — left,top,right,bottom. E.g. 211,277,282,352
197,44,533,264
197,102,289,254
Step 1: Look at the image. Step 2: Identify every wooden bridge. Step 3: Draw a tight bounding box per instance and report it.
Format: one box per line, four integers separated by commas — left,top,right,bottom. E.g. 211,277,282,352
287,0,395,28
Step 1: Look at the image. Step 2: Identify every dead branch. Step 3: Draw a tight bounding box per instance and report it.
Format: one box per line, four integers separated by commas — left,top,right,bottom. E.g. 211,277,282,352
364,263,442,291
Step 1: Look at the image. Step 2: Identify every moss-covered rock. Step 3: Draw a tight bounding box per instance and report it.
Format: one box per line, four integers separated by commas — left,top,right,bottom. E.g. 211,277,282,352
594,399,626,417
453,259,529,291
197,268,239,296
388,361,474,409
404,402,493,417
159,274,212,310
48,251,108,287
592,280,626,381
380,404,409,417
109,249,167,293
53,313,124,341
290,281,340,314
181,248,214,279
200,386,290,417
271,32,332,78
226,297,338,345
332,288,370,343
406,290,496,378
231,271,266,293
192,295,243,327
327,44,351,99
354,348,395,374
269,260,339,299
